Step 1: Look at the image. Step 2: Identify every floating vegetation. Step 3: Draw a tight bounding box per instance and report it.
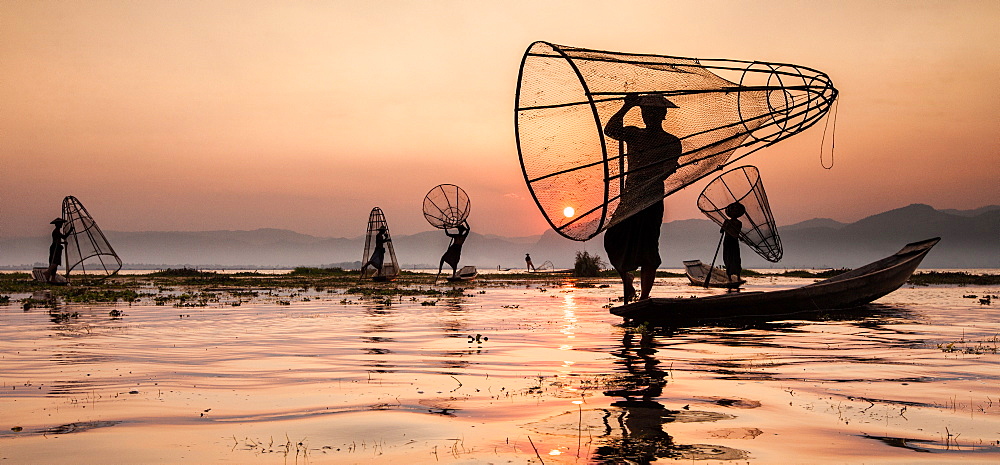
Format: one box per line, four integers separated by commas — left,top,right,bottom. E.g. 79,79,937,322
937,334,999,354
48,309,80,324
61,288,143,303
346,286,442,297
443,288,466,298
290,267,348,276
169,292,219,307
0,273,45,293
755,268,852,279
908,271,1000,286
146,268,216,277
0,295,9,305
233,435,310,459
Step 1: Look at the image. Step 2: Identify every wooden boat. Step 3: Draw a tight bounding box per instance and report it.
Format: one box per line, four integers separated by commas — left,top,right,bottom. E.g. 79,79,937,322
446,265,478,282
31,267,68,285
612,238,940,323
683,260,745,288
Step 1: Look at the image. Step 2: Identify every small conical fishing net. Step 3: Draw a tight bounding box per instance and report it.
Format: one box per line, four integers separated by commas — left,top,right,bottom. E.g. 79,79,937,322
423,184,471,229
61,195,122,279
360,207,400,281
516,41,837,241
697,166,781,262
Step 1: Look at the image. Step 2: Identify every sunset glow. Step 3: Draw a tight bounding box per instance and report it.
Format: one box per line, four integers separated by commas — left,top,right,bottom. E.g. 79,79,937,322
1,1,996,240
563,207,575,218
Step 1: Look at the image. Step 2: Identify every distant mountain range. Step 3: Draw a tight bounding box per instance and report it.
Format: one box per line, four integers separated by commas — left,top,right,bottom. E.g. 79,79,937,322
1,204,996,269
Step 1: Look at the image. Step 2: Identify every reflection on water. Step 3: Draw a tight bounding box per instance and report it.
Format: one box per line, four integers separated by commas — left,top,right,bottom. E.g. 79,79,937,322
1,277,998,463
594,330,749,462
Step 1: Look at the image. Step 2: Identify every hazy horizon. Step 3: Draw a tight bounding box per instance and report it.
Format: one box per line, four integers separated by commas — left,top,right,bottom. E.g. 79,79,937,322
2,202,995,240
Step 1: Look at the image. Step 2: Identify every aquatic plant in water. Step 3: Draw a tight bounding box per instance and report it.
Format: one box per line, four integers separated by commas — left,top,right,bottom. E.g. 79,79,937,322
574,251,605,277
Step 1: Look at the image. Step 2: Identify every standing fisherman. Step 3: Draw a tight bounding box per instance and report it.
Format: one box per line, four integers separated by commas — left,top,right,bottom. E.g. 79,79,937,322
721,202,745,290
602,94,682,303
361,226,390,277
43,218,73,283
438,221,470,279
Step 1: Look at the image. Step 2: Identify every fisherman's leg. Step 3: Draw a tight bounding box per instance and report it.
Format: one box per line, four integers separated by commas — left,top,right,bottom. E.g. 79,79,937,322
617,268,636,304
639,266,656,300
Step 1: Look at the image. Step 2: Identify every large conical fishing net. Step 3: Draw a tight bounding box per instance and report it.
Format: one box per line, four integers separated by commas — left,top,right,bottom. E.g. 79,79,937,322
697,166,781,262
61,195,122,279
422,184,471,229
515,41,838,241
360,207,400,281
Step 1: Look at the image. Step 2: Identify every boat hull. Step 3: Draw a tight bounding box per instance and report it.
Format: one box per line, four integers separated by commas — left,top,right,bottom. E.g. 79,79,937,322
683,260,745,288
612,238,940,322
446,265,478,282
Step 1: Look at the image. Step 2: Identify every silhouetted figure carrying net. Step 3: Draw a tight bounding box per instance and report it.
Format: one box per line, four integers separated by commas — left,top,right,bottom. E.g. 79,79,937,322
515,41,838,242
720,202,746,290
360,207,399,282
697,166,781,291
698,165,782,263
60,196,122,282
515,42,834,302
42,218,73,283
438,220,470,279
602,93,682,302
422,184,473,280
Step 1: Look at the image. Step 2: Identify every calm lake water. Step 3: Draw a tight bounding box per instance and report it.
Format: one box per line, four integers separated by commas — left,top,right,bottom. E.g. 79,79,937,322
1,275,998,464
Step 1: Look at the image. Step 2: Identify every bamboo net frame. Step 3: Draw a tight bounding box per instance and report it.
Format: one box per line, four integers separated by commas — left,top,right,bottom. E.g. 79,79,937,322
515,41,837,241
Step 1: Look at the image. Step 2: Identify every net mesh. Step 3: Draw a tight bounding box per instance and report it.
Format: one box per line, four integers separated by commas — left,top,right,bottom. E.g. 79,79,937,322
697,166,782,262
61,196,122,279
516,41,837,241
360,207,400,280
422,184,470,229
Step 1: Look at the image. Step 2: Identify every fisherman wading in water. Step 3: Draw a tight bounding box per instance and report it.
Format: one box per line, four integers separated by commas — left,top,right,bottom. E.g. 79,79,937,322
603,93,682,303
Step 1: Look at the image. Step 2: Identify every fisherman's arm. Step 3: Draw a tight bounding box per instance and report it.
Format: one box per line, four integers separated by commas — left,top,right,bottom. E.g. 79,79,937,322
604,94,640,140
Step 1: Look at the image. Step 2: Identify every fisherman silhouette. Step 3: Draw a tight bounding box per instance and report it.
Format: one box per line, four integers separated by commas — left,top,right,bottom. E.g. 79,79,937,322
525,253,535,272
603,93,682,303
43,218,73,283
361,226,390,277
438,220,470,278
721,202,745,290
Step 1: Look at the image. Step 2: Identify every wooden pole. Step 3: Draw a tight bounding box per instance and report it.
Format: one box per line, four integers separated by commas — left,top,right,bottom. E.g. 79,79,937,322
704,230,725,288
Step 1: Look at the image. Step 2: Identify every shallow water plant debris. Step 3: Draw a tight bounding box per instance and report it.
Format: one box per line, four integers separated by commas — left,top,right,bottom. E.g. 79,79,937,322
937,334,999,354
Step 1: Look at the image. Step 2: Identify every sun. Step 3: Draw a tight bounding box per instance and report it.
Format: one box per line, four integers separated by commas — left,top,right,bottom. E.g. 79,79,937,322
563,206,575,217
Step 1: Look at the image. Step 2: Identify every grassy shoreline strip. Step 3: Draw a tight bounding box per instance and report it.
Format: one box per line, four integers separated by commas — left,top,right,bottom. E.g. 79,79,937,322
1,268,997,299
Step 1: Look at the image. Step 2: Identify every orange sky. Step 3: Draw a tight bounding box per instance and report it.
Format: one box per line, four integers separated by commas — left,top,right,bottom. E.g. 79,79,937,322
2,0,998,239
